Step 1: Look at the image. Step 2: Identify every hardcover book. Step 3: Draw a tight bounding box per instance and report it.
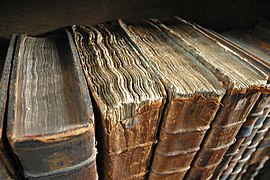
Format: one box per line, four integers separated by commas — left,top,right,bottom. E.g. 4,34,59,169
230,117,270,180
155,17,268,179
0,38,15,179
241,128,270,180
6,32,98,179
72,24,166,179
120,20,225,179
219,28,270,180
0,159,12,180
193,25,270,180
0,41,9,77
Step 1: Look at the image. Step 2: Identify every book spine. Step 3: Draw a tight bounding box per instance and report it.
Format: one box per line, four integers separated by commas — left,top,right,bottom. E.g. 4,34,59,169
240,129,270,180
7,33,98,179
14,131,97,179
212,138,245,179
0,35,17,178
72,25,167,179
227,115,270,180
185,90,261,180
241,157,269,180
220,126,261,179
103,101,164,179
148,96,221,179
154,19,264,179
0,159,12,180
213,94,270,179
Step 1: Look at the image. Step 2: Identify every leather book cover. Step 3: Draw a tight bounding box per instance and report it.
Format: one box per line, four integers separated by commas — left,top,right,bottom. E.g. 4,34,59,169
119,20,225,179
0,37,14,146
192,24,270,179
6,32,98,179
0,36,20,178
155,17,268,179
72,24,166,179
240,128,270,180
213,28,270,180
0,40,9,78
229,116,270,180
220,100,270,180
0,158,12,180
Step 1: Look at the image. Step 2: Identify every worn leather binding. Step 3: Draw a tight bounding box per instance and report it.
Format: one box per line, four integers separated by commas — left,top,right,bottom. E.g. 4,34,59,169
190,24,270,179
0,38,15,179
220,103,270,179
0,40,9,77
120,20,225,179
240,157,269,180
7,33,98,179
155,17,268,179
240,128,270,180
0,159,12,180
72,24,166,179
209,29,270,180
228,117,270,180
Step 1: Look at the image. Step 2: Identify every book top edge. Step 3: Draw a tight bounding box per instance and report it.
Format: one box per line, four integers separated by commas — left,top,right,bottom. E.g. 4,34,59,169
11,35,94,139
119,20,226,98
158,17,268,89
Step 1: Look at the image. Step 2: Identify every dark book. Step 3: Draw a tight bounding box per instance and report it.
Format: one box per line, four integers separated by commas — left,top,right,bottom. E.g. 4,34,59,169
0,41,9,77
191,24,270,180
255,158,270,180
154,17,268,179
218,99,270,180
0,38,14,143
214,27,270,180
0,159,12,180
241,129,270,180
0,36,19,178
232,118,270,180
7,32,98,179
72,24,166,179
120,20,225,179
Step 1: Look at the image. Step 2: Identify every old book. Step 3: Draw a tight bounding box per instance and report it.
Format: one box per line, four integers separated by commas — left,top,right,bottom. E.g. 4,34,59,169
0,159,12,180
0,36,20,178
0,41,9,77
0,38,14,141
7,32,98,179
72,24,166,179
154,17,268,179
223,31,270,67
255,157,270,180
120,20,225,179
240,128,270,180
191,25,270,179
213,28,270,180
231,118,270,180
219,101,270,180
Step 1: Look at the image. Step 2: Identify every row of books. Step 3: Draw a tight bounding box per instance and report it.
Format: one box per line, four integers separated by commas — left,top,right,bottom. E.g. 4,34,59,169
0,17,269,179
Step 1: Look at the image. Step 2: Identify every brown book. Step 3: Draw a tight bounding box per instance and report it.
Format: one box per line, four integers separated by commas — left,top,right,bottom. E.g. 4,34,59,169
240,129,270,180
0,158,12,180
72,24,166,179
191,24,270,179
219,101,270,180
214,28,270,180
120,20,225,179
154,17,268,179
7,32,98,179
228,110,270,179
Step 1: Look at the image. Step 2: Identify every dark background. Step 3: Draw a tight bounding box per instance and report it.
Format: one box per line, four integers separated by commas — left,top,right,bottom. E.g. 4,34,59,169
0,0,270,40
